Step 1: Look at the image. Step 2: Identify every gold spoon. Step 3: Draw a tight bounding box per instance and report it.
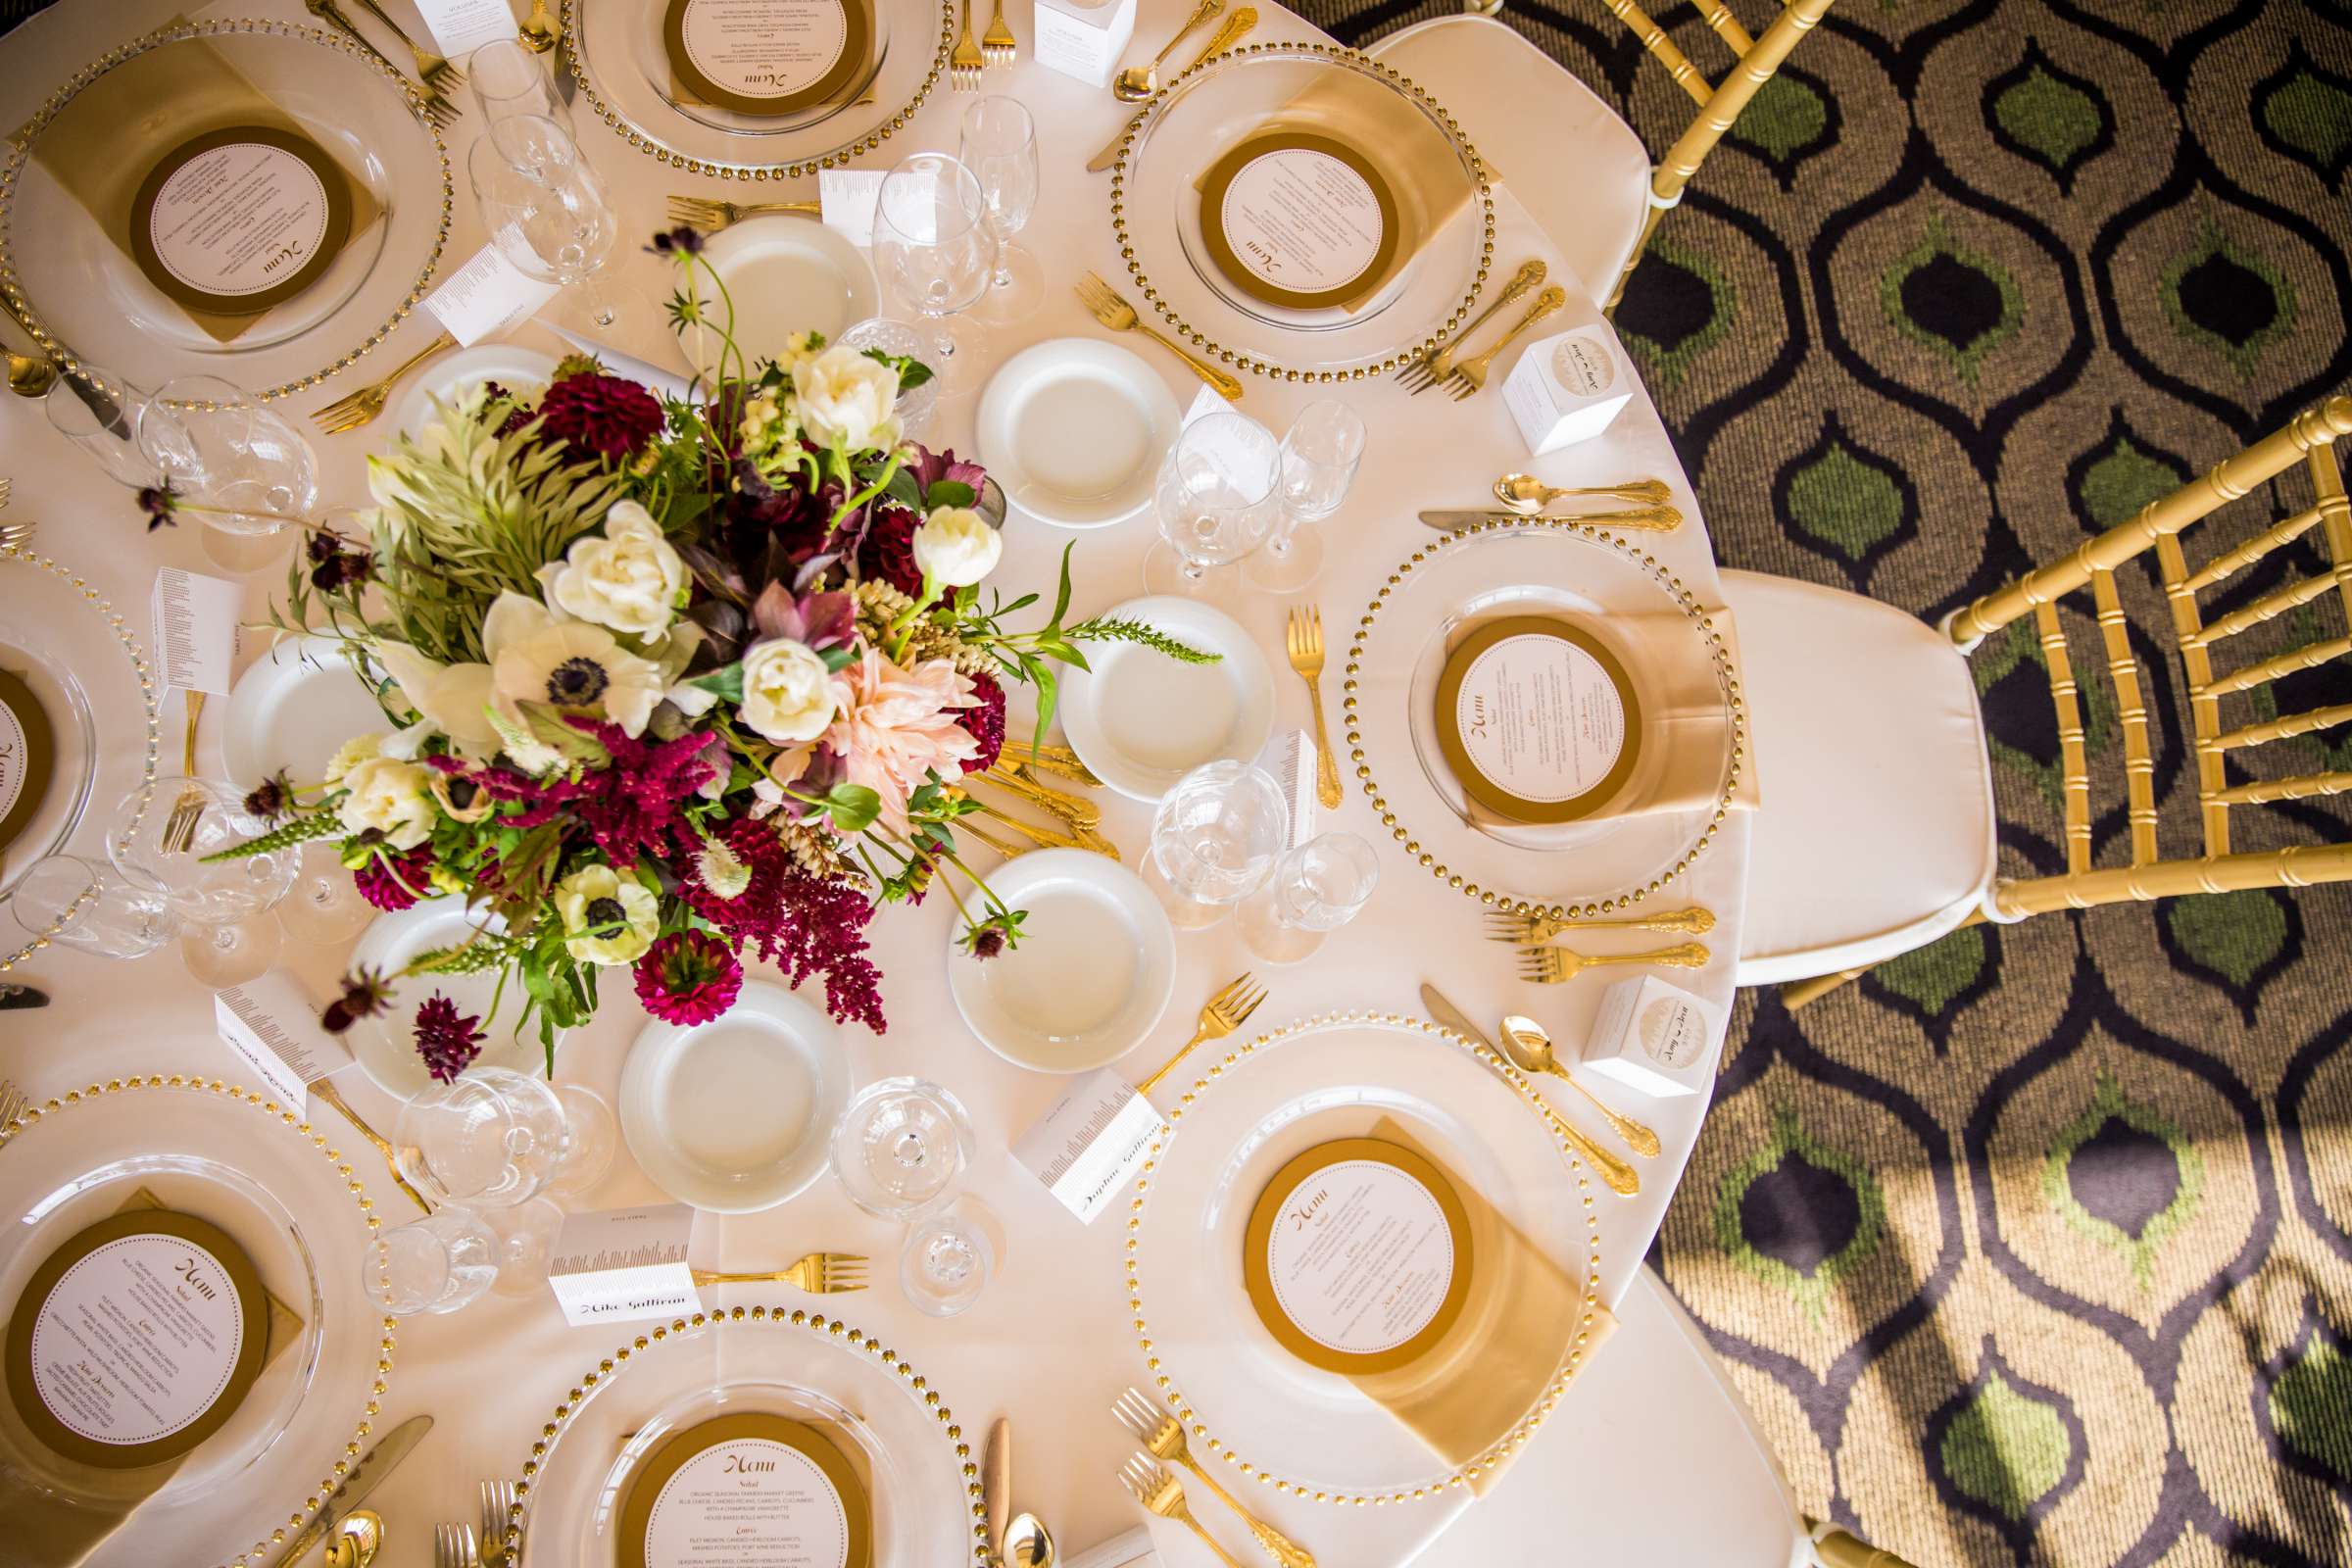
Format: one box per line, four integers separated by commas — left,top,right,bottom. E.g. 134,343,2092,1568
1494,472,1672,512
1498,1014,1661,1158
6,347,55,398
519,0,559,53
1113,0,1220,102
1004,1512,1056,1568
325,1510,385,1568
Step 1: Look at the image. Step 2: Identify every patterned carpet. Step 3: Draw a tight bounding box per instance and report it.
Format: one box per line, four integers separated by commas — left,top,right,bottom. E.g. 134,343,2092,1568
1288,2,2352,1564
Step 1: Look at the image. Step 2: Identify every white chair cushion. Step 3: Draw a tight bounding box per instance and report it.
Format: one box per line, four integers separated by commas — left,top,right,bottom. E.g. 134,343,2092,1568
1365,15,1652,303
1723,569,1998,987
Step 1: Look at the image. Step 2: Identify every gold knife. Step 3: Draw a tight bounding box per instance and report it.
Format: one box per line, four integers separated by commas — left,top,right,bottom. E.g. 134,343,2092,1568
267,1414,434,1567
982,1417,1010,1564
1418,982,1639,1197
1419,506,1684,532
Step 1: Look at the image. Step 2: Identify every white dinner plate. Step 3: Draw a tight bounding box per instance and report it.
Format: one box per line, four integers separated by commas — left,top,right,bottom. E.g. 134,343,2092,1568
221,634,382,791
393,343,560,440
974,340,1182,529
618,982,851,1213
691,218,878,379
1057,597,1275,802
947,850,1178,1073
346,898,551,1099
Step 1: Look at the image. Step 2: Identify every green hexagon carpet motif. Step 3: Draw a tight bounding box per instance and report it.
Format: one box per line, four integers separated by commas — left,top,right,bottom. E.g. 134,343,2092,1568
1880,213,2025,387
2159,214,2297,379
1986,42,2113,193
2254,40,2352,185
1932,1345,2083,1535
1711,1105,1886,1320
2040,1070,2206,1291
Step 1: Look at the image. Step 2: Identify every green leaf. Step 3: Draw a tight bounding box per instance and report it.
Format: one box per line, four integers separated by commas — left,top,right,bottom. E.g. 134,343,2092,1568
883,469,924,513
519,703,612,765
820,644,857,672
689,662,746,703
1049,541,1076,629
925,479,976,510
826,783,882,834
897,358,934,393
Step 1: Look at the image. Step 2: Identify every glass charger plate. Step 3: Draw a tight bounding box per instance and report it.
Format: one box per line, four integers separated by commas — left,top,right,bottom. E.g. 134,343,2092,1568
0,1076,393,1568
0,547,162,973
508,1307,984,1566
1109,44,1494,382
0,18,454,404
1344,518,1746,918
1125,1011,1603,1502
564,0,953,176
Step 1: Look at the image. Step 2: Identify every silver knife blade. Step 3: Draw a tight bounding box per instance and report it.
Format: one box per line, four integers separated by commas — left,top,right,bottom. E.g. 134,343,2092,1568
269,1413,433,1567
1419,983,1496,1051
545,324,699,406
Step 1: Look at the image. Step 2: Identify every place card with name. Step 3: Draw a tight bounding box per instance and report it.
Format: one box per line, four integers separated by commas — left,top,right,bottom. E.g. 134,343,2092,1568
619,1411,872,1568
818,168,885,248
152,567,242,700
215,972,357,1106
1013,1068,1169,1225
0,662,55,858
1242,1137,1474,1375
424,242,562,347
664,0,869,115
1199,132,1399,312
4,1208,269,1469
412,0,522,56
1434,614,1642,824
548,1204,699,1327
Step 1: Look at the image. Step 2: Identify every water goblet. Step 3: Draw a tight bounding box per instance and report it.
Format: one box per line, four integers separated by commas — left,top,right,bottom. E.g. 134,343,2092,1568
7,853,180,959
393,1066,613,1208
1249,400,1367,594
364,1206,501,1316
1144,760,1288,928
109,776,299,986
139,375,318,571
832,1077,973,1220
1235,831,1381,963
871,154,998,376
274,842,381,946
1143,412,1283,602
958,96,1044,318
470,37,564,126
44,370,158,488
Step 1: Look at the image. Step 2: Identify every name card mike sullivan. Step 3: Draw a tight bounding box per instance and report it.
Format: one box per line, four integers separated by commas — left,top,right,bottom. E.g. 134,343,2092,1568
548,1204,699,1327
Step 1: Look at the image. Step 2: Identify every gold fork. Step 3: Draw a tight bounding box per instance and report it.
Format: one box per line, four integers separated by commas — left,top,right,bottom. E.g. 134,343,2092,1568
1286,607,1341,808
162,695,207,853
1115,1390,1315,1568
313,1078,436,1214
306,0,463,127
953,0,985,90
666,194,822,231
1518,940,1712,984
0,1078,26,1129
1397,258,1544,392
942,783,1113,857
984,762,1103,829
1445,285,1565,400
519,0,559,53
1135,973,1267,1096
1120,1455,1247,1568
311,329,456,434
951,812,1031,859
999,737,1104,788
692,1252,869,1294
478,1478,521,1568
350,0,465,94
1076,271,1245,402
0,519,34,553
982,0,1016,67
1487,906,1717,943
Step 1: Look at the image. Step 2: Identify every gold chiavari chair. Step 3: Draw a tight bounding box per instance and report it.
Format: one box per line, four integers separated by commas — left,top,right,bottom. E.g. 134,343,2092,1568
1736,396,2352,1007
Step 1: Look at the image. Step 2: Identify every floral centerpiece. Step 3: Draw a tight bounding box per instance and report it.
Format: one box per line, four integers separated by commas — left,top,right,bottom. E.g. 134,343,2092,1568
186,226,1208,1078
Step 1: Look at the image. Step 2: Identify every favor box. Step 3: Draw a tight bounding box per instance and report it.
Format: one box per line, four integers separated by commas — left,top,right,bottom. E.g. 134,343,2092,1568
1500,323,1635,457
1579,974,1722,1097
1032,0,1136,88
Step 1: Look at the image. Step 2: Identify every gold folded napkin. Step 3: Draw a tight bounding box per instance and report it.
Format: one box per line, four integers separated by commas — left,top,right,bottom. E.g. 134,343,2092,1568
1,1189,305,1566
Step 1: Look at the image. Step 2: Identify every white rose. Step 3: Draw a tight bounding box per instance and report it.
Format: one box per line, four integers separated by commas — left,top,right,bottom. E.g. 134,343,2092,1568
910,507,1001,588
552,864,660,966
548,502,686,637
325,733,386,786
336,756,438,851
738,638,839,744
793,344,900,452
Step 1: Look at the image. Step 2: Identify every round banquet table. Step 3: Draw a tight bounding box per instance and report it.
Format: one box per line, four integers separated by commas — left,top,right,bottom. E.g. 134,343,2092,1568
0,1,1754,1562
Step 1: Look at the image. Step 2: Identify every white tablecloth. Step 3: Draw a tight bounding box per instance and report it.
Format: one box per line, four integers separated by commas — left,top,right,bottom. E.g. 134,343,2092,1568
0,1,1752,1561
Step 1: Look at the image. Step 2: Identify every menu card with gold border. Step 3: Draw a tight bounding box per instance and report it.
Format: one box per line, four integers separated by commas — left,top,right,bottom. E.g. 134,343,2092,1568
663,0,874,115
0,663,55,859
1198,130,1403,313
1434,614,1643,825
617,1410,874,1568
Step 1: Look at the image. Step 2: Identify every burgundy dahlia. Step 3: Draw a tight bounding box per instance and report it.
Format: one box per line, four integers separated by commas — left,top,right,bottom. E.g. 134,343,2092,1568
857,507,924,597
633,930,744,1026
956,671,1006,775
536,369,663,463
413,993,486,1084
355,844,436,911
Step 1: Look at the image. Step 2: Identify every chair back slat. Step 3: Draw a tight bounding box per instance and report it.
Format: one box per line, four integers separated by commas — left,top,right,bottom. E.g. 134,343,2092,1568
1696,0,1758,56
2215,703,2352,752
2090,570,2160,864
1604,0,1713,104
2203,631,2352,698
2210,772,2352,808
2154,532,2231,852
2034,602,2093,873
2187,566,2348,648
1997,844,2352,917
2181,502,2326,593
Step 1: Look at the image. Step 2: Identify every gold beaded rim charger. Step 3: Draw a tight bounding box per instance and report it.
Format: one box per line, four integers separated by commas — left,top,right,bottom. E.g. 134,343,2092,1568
506,1307,987,1566
0,1077,395,1568
1109,43,1495,382
1124,1012,1604,1502
1344,517,1746,917
0,19,453,403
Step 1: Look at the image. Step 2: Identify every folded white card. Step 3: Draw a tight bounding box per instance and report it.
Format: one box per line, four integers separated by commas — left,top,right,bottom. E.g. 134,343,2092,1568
819,169,886,249
216,972,357,1104
1065,1527,1160,1568
151,568,241,697
548,1204,700,1327
1012,1068,1169,1225
413,0,520,56
424,242,562,346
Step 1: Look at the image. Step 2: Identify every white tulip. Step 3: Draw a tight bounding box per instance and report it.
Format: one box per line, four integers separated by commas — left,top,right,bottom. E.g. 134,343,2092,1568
738,638,839,745
910,507,1001,588
336,756,438,851
793,344,901,452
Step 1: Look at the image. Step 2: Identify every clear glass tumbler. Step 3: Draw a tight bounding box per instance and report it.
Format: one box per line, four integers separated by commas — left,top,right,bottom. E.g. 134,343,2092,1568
364,1206,500,1315
7,853,180,959
958,96,1043,318
393,1066,613,1208
1250,400,1368,594
900,1205,996,1318
871,154,998,374
1235,831,1382,963
470,37,564,126
1144,413,1283,602
1145,760,1288,929
832,1077,973,1220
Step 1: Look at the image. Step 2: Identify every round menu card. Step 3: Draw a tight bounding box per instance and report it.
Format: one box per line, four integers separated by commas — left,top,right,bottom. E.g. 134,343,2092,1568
0,663,54,857
665,0,868,115
1434,614,1642,824
4,1209,268,1469
1199,132,1401,311
619,1411,873,1568
1243,1137,1474,1375
127,126,353,315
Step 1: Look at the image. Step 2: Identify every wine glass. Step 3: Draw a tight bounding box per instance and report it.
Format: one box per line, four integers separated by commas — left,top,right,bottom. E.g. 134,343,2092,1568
871,154,998,375
470,37,564,126
7,853,180,959
470,117,624,329
109,777,298,986
275,843,379,946
139,375,318,573
1249,400,1367,594
1236,831,1381,963
832,1077,973,1220
364,1207,500,1315
45,369,159,488
393,1066,614,1208
1144,412,1283,602
1145,760,1288,928
957,96,1043,318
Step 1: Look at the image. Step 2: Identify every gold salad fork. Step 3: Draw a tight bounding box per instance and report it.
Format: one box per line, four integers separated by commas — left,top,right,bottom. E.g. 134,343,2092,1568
982,0,1017,67
0,519,33,553
666,195,820,231
1286,607,1341,808
351,0,466,95
478,1477,521,1568
311,329,456,434
1444,285,1565,400
1076,272,1245,402
1518,940,1712,984
0,1079,27,1129
953,0,985,90
1120,1456,1247,1568
691,1251,869,1294
161,695,207,853
431,1520,476,1568
983,762,1102,829
999,736,1104,788
942,783,1112,857
1115,1390,1315,1568
306,0,463,127
1396,258,1544,391
1135,973,1267,1096
1487,906,1717,943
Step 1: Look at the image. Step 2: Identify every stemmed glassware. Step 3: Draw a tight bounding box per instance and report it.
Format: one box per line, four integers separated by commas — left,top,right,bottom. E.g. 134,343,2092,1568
901,1205,997,1318
1144,412,1283,601
469,36,564,126
392,1065,615,1209
1145,760,1289,929
44,369,158,488
871,153,999,376
470,115,625,329
274,842,380,945
108,777,298,986
365,1207,502,1316
1235,831,1381,962
138,375,320,574
1249,400,1367,594
958,96,1043,318
7,853,180,959
832,1077,973,1220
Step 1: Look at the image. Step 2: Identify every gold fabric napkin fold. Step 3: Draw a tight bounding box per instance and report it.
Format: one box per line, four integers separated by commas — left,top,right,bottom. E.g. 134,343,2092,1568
1349,1116,1616,1497
1,1189,305,1567
24,24,381,343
